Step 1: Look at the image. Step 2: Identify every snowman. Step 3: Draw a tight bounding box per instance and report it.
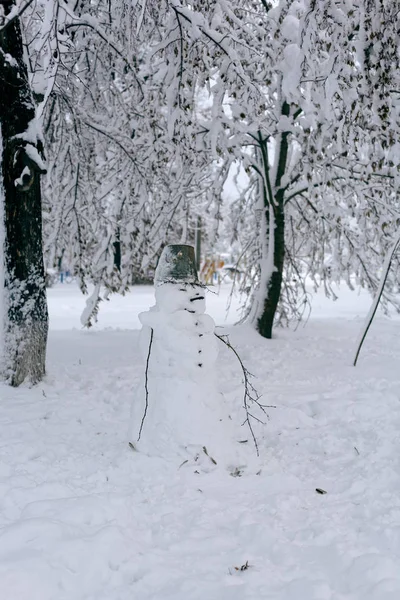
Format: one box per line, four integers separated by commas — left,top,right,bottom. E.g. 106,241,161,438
130,245,236,464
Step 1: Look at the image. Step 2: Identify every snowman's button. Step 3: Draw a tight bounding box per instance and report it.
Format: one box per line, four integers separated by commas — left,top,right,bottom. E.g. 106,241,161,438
198,363,203,367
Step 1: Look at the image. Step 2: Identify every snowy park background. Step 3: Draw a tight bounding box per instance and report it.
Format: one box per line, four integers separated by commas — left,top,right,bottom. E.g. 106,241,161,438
0,1,399,598
1,281,400,600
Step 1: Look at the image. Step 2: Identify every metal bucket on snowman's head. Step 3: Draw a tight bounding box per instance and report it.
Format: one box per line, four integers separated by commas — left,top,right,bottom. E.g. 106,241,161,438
155,245,199,285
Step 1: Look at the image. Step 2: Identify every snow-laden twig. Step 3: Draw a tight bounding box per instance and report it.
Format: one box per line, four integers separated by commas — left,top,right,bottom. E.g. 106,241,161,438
353,231,400,366
214,332,267,455
138,328,154,441
80,281,103,328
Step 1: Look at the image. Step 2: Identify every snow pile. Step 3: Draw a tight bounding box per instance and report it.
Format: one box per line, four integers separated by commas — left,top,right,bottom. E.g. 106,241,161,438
0,283,400,599
130,283,240,466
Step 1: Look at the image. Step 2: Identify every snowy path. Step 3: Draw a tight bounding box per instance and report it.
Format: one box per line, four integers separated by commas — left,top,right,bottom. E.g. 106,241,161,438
1,284,400,599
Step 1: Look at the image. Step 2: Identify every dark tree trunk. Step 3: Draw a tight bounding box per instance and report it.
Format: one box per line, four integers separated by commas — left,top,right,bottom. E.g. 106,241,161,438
0,1,49,386
195,216,202,272
256,102,290,339
256,199,285,340
113,228,121,272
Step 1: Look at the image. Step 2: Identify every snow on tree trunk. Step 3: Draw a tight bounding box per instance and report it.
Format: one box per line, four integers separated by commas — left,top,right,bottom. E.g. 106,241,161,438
250,107,290,340
130,245,237,465
0,3,49,386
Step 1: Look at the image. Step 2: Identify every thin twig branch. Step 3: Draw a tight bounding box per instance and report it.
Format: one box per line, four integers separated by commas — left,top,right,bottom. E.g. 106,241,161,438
353,233,400,366
214,332,267,456
138,327,154,440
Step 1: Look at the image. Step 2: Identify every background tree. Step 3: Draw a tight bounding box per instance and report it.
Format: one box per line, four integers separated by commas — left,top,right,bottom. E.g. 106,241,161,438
15,0,400,337
22,0,223,324
223,0,400,335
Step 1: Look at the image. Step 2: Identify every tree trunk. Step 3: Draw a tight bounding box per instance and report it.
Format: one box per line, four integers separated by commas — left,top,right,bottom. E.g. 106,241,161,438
256,200,285,339
113,227,121,271
195,216,201,273
256,102,290,339
0,1,49,386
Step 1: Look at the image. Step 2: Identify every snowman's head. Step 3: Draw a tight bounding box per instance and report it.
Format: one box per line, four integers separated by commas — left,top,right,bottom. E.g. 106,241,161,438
155,282,206,314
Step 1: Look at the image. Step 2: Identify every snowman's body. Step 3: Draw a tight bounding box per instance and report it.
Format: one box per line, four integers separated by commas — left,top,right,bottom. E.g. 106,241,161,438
130,282,233,461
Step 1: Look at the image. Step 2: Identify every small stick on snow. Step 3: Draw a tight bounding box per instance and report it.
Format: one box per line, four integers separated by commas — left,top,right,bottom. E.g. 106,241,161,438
234,560,250,571
202,446,217,465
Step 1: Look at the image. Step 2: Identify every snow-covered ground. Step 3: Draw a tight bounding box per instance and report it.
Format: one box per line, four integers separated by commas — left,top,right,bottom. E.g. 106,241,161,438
1,281,400,600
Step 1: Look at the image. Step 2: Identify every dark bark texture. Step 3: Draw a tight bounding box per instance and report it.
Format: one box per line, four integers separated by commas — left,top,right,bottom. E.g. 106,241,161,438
0,0,48,385
256,102,290,339
113,228,121,272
